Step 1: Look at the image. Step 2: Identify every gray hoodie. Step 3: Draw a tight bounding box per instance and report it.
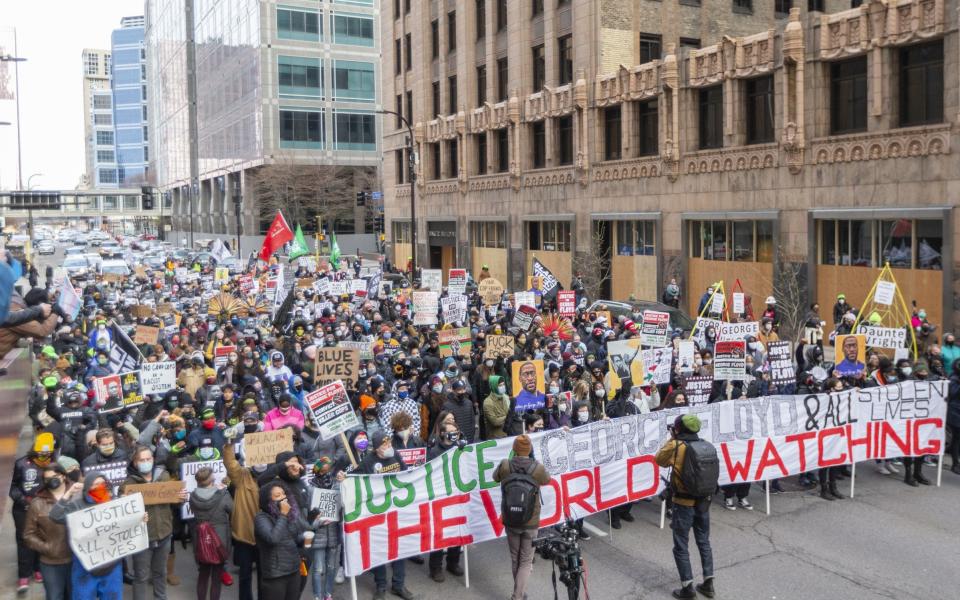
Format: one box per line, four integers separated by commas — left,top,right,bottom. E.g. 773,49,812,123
49,471,121,577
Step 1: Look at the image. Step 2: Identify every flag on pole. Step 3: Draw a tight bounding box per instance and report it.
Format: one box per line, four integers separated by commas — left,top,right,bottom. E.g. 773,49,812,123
210,238,233,263
532,258,559,300
258,211,294,262
56,277,82,321
330,232,342,269
288,224,310,260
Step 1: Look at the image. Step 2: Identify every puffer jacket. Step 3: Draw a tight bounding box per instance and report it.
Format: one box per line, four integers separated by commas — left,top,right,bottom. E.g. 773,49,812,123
189,487,234,558
254,484,307,579
23,488,72,565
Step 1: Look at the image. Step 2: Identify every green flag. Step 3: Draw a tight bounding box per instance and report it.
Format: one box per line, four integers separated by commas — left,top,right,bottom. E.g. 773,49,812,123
288,224,310,260
330,231,341,269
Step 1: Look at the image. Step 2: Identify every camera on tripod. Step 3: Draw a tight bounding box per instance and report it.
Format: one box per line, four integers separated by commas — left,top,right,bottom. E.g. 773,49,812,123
533,520,584,600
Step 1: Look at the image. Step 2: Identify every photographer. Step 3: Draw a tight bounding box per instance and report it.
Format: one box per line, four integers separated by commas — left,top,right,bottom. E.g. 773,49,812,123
655,414,718,599
493,434,551,600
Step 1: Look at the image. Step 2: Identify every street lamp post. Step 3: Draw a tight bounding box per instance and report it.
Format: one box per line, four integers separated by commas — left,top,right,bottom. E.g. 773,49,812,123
233,178,242,259
375,109,417,278
189,183,197,248
1,31,27,189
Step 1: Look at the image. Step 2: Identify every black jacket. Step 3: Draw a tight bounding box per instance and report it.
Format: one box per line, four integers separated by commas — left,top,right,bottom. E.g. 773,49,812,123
441,393,477,444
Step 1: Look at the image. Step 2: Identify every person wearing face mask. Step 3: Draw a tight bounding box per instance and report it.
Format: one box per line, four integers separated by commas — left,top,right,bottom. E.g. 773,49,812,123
423,420,466,582
941,333,960,374
216,350,240,386
188,466,234,600
389,412,424,452
187,407,226,451
81,428,129,470
87,319,113,349
10,432,58,592
757,317,780,347
265,351,294,386
121,445,188,600
306,457,341,600
377,380,421,438
84,349,113,387
254,482,309,600
287,375,306,409
222,423,267,600
237,348,266,383
264,393,305,432
422,375,447,434
483,375,512,439
23,463,72,600
442,379,477,443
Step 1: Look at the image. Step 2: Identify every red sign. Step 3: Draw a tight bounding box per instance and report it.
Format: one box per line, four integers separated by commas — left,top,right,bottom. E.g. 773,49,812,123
397,447,427,468
213,345,236,369
557,290,576,317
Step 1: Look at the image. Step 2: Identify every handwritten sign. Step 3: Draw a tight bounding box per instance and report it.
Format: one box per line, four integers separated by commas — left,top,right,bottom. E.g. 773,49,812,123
412,291,439,326
314,348,360,386
732,293,745,315
310,488,341,522
484,335,515,359
478,278,504,305
133,325,160,346
180,460,227,519
244,429,294,466
874,281,896,305
140,361,176,395
67,493,148,571
420,269,442,292
124,480,185,505
307,381,361,440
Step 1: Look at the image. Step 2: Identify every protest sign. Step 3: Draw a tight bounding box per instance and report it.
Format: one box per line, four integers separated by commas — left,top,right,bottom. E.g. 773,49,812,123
714,340,746,380
244,429,294,466
512,304,538,332
478,278,504,305
677,341,696,373
532,258,559,298
421,269,442,292
94,374,124,413
83,460,128,493
307,381,361,440
607,340,643,388
767,341,795,385
397,447,427,469
683,376,713,406
298,277,314,289
130,305,154,320
860,326,907,350
412,291,439,326
484,335,515,359
732,292,745,315
140,361,176,395
156,302,174,315
214,267,229,283
557,290,576,317
314,348,361,387
109,322,142,374
339,341,374,361
180,460,227,519
639,310,670,347
314,278,332,296
515,291,536,309
67,493,148,572
123,480,185,505
640,347,672,385
213,345,236,369
692,317,722,345
310,488,341,521
438,327,472,357
120,370,144,410
511,360,546,411
710,292,725,314
835,334,867,377
448,269,467,295
874,281,896,305
441,295,467,324
56,277,83,321
718,321,760,341
340,380,947,576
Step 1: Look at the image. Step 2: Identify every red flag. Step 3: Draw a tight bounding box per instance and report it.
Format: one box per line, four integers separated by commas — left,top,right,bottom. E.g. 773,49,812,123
258,211,294,262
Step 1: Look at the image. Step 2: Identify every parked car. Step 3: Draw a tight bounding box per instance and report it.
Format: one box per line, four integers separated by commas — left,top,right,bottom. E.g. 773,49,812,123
36,240,56,255
99,260,131,277
586,299,695,334
64,246,86,256
63,256,91,279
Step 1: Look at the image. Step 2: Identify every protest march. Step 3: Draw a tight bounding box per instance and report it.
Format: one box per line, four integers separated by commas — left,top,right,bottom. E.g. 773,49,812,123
6,212,959,600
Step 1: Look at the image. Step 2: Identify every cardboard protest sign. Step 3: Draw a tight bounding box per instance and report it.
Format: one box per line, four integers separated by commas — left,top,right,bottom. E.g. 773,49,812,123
297,277,314,289
513,304,538,332
131,305,154,320
514,291,536,309
692,317,722,345
180,460,227,519
557,290,576,317
684,376,714,406
421,269,442,291
478,278,504,305
83,460,128,493
120,370,144,410
156,302,174,315
94,374,124,413
732,293,745,314
67,493,148,572
484,335,515,359
874,281,896,305
140,361,176,395
835,334,867,377
677,341,696,374
339,341,374,361
124,480,185,505
213,345,236,369
448,269,467,295
640,310,670,348
307,381,361,440
314,348,361,387
640,347,672,385
310,488,341,521
766,341,796,385
397,447,427,469
511,360,546,411
718,321,760,341
714,340,746,380
438,327,472,358
244,429,294,466
412,291,439,326
860,325,907,350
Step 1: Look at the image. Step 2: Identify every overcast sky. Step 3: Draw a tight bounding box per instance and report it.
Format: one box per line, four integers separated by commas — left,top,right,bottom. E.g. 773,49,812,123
0,1,144,191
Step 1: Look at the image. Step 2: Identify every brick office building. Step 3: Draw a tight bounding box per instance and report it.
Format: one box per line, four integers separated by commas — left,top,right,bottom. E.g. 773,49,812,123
381,0,957,330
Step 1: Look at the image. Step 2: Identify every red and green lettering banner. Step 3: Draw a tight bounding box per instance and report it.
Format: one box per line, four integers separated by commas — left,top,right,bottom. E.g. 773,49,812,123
341,381,946,575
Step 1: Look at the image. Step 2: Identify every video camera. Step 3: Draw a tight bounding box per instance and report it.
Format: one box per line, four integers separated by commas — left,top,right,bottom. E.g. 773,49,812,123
533,519,584,600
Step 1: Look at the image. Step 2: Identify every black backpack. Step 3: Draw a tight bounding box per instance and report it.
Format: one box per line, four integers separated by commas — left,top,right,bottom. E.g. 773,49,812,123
677,439,720,498
500,460,540,528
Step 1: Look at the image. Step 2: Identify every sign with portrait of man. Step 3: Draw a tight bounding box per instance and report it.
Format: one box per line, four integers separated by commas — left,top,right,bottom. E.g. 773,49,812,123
835,334,866,377
511,359,546,412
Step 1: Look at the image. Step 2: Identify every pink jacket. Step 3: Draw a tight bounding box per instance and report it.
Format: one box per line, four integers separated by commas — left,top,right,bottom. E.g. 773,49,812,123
263,408,305,431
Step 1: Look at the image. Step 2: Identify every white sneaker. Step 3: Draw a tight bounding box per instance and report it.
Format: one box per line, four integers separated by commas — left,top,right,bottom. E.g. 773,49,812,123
335,566,345,584
738,498,754,510
886,462,900,474
723,498,736,510
877,464,891,475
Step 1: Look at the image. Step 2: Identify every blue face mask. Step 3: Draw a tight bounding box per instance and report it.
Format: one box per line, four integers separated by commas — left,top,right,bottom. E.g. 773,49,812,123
174,430,186,441
397,391,409,400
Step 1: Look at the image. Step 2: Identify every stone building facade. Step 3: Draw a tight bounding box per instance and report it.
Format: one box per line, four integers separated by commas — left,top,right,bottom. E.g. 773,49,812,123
381,0,958,330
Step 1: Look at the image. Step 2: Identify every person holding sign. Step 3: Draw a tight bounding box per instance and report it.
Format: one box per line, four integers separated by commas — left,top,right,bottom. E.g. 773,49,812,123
425,420,467,583
221,431,267,600
188,467,234,600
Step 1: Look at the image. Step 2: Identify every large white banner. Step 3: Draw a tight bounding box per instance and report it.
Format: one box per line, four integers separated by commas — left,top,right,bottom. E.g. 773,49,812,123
67,493,149,572
341,381,946,575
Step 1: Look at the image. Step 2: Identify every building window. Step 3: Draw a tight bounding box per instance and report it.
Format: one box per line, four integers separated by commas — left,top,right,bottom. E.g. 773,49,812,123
818,218,942,270
477,65,487,104
99,169,118,184
93,113,113,126
429,143,441,179
639,34,662,64
279,56,323,98
532,45,545,90
280,109,323,148
447,139,459,178
142,105,147,121
636,99,658,156
394,0,400,19
680,37,701,50
96,131,114,146
392,220,411,244
405,34,412,70
533,0,544,16
698,85,723,149
808,0,824,11
531,121,546,169
405,91,413,124
616,221,656,256
334,112,376,150
476,0,486,39
850,0,862,6
431,20,440,58
471,221,506,248
395,39,402,74
495,128,509,172
143,126,148,141
476,133,488,175
395,150,406,184
277,8,320,41
556,115,573,165
447,11,457,52
333,61,375,101
432,81,441,117
745,76,774,144
85,53,99,75
497,58,509,101
689,220,773,262
448,75,458,113
899,41,943,127
405,0,411,14
775,0,792,13
395,94,403,128
93,94,112,110
96,150,115,163
557,35,573,85
830,56,867,134
733,0,752,12
333,14,374,46
497,0,508,31
528,221,571,252
603,106,622,161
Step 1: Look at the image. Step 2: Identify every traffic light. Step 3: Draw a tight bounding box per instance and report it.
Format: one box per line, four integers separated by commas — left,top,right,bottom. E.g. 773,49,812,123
141,186,154,210
356,191,366,207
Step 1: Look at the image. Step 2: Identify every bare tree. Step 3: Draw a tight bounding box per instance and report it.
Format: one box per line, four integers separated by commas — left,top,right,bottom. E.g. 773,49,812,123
769,252,808,341
571,223,611,301
250,155,378,232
